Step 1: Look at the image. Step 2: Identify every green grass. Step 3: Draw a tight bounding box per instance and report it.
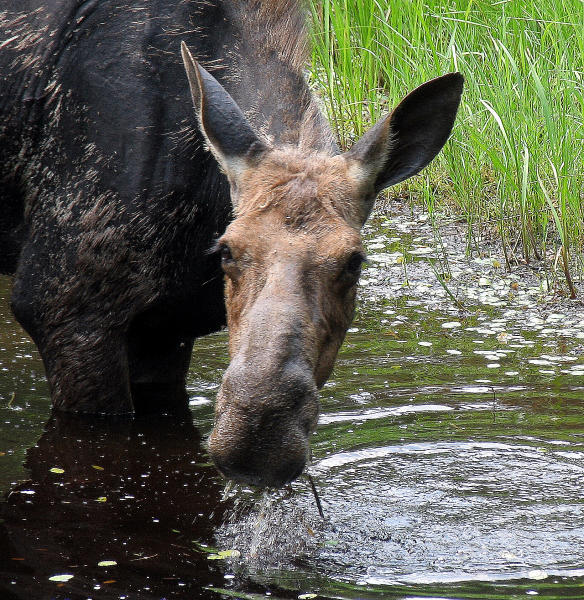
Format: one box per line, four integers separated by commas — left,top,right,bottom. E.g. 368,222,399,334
308,0,584,296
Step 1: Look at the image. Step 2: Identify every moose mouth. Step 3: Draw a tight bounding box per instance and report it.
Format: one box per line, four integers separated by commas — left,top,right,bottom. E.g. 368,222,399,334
208,416,314,487
210,444,309,488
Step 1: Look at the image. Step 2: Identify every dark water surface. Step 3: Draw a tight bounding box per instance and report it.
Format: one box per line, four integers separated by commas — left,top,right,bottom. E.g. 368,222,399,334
1,251,584,600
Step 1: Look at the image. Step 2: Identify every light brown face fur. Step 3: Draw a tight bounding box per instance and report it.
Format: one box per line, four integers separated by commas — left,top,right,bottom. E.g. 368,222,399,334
208,149,368,487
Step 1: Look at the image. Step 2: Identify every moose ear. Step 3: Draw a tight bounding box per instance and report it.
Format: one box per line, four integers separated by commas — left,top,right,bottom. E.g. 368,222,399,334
180,41,269,187
346,73,463,220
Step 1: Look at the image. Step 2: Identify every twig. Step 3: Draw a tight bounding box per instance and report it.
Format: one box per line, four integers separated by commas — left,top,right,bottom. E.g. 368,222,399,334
306,474,324,519
561,245,577,299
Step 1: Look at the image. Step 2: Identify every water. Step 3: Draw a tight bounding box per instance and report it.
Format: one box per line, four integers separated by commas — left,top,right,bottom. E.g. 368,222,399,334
1,216,584,600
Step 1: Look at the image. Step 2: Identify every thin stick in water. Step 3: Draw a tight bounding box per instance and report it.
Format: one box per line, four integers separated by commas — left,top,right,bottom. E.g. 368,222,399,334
307,474,325,519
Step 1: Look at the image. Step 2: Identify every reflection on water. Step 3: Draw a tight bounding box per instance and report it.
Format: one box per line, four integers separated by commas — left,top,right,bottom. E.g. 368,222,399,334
0,413,230,600
2,251,584,600
311,440,584,582
210,302,584,599
0,276,234,599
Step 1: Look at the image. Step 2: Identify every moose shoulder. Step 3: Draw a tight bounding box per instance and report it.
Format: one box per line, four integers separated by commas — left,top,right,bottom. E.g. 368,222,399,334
0,0,462,487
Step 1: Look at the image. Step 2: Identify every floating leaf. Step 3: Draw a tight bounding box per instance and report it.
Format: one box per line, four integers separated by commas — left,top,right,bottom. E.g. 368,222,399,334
98,560,117,567
529,359,553,366
207,549,241,560
49,574,74,582
218,549,241,559
409,247,434,256
92,465,104,471
49,467,64,474
96,496,107,503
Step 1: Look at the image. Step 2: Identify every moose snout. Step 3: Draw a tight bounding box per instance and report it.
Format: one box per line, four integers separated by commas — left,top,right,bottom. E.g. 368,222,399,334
209,419,310,487
208,362,319,487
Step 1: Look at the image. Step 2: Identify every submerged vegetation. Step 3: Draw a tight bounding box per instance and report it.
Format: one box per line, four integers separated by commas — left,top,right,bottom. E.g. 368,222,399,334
308,0,584,296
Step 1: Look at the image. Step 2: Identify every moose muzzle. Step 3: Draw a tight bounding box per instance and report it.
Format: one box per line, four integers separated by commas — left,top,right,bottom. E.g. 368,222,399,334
208,355,319,487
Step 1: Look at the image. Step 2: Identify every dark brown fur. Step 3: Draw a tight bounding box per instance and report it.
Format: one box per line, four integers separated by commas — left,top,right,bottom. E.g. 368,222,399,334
1,0,334,414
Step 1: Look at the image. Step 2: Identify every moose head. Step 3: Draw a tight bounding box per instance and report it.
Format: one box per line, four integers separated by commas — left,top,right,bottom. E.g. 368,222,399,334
181,42,463,487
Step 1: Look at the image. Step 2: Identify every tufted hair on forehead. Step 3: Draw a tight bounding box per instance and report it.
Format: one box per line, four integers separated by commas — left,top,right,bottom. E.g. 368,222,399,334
234,147,363,227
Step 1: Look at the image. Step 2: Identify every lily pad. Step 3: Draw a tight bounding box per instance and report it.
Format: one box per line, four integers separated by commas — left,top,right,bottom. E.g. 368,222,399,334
441,321,462,329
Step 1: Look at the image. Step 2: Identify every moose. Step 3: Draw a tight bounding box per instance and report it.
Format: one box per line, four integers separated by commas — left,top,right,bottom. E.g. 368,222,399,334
0,0,462,487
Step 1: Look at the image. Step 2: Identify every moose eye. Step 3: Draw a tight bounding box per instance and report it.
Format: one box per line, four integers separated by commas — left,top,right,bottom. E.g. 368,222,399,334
214,243,237,274
220,245,233,263
345,251,366,276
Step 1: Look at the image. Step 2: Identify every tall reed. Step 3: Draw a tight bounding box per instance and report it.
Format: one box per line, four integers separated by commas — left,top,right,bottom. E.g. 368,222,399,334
309,0,584,294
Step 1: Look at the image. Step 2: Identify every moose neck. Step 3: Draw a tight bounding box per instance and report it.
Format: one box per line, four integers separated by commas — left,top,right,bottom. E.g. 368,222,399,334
203,0,338,154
